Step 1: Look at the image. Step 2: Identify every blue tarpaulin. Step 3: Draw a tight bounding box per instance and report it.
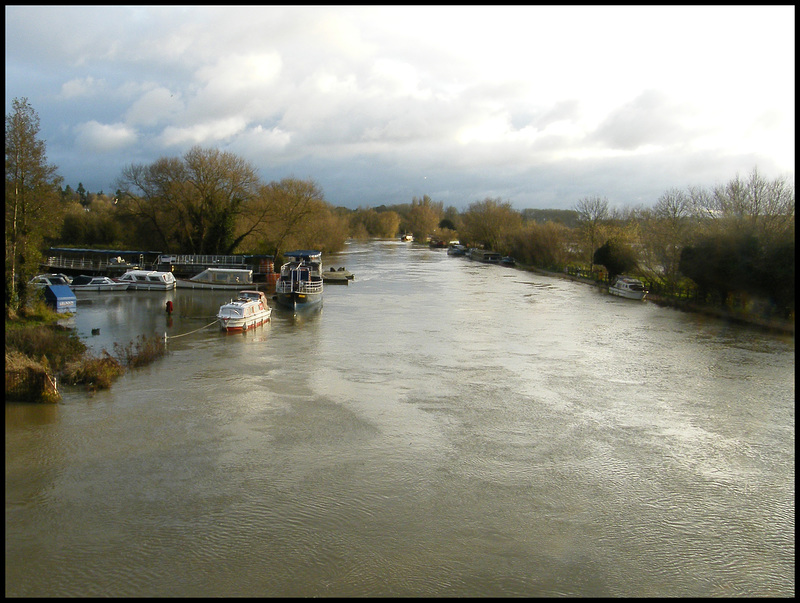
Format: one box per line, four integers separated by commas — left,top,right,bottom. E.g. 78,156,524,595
44,285,77,313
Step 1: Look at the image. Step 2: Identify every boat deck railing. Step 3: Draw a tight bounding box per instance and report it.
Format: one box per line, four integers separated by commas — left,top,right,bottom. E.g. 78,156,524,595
44,256,135,272
276,277,323,295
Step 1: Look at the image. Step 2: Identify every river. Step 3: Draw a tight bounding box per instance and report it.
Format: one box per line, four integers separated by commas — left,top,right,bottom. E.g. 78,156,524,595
5,239,795,597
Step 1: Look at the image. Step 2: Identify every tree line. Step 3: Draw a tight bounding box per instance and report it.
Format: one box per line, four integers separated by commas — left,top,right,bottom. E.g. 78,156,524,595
6,97,795,319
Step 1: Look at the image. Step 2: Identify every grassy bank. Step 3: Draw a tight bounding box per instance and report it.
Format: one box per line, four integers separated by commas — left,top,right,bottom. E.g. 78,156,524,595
6,301,168,401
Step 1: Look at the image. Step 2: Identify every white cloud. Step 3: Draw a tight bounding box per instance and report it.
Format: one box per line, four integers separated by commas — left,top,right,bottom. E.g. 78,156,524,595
158,116,248,147
5,5,795,208
74,121,137,151
125,86,183,126
59,77,105,99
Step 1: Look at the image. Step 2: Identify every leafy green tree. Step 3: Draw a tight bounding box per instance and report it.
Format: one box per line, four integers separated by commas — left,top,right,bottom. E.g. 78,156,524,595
76,182,88,206
5,97,63,311
593,239,638,281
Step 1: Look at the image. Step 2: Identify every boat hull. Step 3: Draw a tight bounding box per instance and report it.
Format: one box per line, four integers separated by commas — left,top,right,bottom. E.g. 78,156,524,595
276,291,323,310
124,283,176,291
71,284,130,292
218,313,271,332
176,280,255,290
609,288,646,300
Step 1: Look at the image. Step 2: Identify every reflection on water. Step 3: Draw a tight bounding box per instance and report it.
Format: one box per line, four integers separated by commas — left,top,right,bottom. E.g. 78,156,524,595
5,240,795,597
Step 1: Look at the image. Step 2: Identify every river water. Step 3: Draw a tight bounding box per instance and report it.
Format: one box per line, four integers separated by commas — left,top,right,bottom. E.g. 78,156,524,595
5,240,795,597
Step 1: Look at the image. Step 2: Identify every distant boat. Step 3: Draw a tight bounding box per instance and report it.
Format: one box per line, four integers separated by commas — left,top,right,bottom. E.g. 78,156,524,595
175,267,254,290
216,290,272,332
115,270,176,291
275,250,324,310
400,234,414,242
608,276,647,300
322,267,354,285
447,243,467,256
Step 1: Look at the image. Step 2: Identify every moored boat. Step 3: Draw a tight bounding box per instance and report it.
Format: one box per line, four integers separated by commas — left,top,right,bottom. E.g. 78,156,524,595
608,276,647,300
275,250,324,310
175,267,254,290
29,273,72,289
69,275,130,292
216,290,272,332
447,243,467,256
322,267,354,285
115,269,177,291
468,248,502,263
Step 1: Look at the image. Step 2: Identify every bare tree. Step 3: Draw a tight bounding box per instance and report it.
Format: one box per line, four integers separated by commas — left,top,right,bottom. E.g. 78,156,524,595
116,147,260,253
638,188,694,291
407,195,443,242
574,195,609,269
460,197,521,253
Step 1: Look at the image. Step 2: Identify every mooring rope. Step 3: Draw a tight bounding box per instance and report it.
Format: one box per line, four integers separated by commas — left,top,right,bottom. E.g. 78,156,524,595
165,319,219,340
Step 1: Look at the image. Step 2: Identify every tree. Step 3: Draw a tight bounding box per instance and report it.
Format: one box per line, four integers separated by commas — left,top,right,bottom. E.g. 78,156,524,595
574,195,609,269
406,195,442,242
593,239,638,281
5,97,63,311
116,146,260,253
638,188,694,293
76,182,88,206
253,177,330,260
460,197,521,253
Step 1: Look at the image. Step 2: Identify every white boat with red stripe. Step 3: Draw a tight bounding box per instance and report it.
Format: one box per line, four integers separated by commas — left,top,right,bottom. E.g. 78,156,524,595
217,290,272,332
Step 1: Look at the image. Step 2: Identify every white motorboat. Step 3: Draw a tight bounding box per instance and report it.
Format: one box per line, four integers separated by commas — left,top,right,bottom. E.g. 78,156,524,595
176,267,254,290
69,275,130,292
217,290,272,332
609,276,647,300
115,269,177,291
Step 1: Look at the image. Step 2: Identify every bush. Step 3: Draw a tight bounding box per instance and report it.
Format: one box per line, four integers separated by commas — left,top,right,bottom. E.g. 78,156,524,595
61,352,125,391
5,323,87,372
113,334,168,368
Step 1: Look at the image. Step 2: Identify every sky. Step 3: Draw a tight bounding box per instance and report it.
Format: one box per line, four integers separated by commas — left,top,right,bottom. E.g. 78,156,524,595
5,5,795,211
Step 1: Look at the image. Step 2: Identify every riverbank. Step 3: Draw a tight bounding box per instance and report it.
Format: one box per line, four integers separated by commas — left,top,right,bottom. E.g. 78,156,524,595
521,264,794,337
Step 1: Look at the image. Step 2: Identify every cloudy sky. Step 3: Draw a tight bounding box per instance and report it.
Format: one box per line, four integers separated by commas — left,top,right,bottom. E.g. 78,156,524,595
5,5,795,211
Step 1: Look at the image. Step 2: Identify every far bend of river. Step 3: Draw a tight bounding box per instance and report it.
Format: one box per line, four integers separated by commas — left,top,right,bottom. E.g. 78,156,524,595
5,240,795,597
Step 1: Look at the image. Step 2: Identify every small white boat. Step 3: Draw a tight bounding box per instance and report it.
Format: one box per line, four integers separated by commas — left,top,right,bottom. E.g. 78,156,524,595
609,276,647,300
115,270,177,291
69,275,130,292
400,234,414,242
176,267,254,290
217,290,272,332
